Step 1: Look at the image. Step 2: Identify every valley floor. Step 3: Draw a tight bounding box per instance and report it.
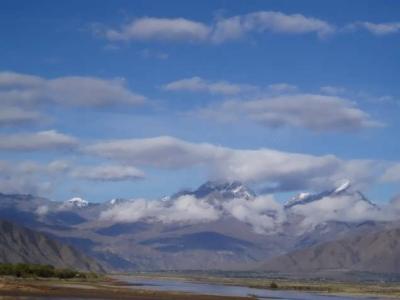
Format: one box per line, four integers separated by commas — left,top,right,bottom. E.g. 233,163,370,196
1,273,400,299
0,276,251,300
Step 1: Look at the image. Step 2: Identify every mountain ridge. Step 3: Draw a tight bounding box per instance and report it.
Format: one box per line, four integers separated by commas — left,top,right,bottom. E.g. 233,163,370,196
0,219,103,272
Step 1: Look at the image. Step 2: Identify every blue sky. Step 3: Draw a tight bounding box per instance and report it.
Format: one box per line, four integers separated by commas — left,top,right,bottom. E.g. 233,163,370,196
0,0,399,203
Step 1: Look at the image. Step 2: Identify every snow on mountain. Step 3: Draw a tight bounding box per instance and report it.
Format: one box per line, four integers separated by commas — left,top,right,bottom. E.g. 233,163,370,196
64,197,89,208
284,180,372,209
334,179,351,194
108,198,128,205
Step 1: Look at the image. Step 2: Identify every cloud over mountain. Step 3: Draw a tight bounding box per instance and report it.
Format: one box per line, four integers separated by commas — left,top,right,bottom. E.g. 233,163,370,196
85,136,383,192
71,165,145,182
100,195,220,224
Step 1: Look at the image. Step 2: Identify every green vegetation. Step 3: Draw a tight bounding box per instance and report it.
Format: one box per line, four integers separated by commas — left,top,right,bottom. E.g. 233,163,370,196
269,282,278,289
0,263,97,279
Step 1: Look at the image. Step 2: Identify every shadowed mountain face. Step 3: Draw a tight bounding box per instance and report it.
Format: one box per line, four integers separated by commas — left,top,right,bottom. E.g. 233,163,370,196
140,231,254,252
0,220,103,272
261,227,400,274
0,181,395,273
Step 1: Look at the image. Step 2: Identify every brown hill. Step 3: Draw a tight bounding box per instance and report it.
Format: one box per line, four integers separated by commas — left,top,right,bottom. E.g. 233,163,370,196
261,227,400,274
0,220,103,273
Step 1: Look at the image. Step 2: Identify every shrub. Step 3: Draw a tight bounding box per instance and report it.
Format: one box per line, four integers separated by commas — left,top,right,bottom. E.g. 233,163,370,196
0,263,81,279
270,282,279,289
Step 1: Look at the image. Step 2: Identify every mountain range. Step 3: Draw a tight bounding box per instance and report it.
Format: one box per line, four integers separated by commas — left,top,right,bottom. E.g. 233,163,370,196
0,180,397,275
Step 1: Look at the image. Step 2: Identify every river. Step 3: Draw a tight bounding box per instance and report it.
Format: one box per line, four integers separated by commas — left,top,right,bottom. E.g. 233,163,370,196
115,275,384,300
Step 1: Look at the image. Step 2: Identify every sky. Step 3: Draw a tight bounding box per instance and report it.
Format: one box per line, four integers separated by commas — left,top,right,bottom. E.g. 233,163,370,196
0,0,399,203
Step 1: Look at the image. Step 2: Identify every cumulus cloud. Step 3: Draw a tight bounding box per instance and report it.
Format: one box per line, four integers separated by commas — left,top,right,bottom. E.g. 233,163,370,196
290,194,380,231
99,192,286,234
99,11,335,44
100,195,220,224
0,130,78,151
105,17,211,42
348,21,400,35
211,11,334,43
85,136,383,192
162,77,256,95
222,195,285,234
0,71,146,107
71,164,145,181
200,94,383,132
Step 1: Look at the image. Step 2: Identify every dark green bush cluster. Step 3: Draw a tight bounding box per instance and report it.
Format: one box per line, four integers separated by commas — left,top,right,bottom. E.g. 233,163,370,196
0,263,82,278
270,282,279,289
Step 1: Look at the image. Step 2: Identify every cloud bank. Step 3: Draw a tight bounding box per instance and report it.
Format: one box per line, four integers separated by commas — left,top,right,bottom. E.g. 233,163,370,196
163,77,256,95
71,165,145,181
98,186,400,235
199,94,383,132
85,136,383,192
100,195,220,224
0,71,146,108
0,130,78,151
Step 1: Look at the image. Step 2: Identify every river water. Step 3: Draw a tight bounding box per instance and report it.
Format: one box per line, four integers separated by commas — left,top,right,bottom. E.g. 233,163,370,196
115,275,385,300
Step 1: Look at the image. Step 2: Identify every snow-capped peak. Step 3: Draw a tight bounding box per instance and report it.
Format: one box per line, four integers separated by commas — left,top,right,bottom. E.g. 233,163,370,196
297,192,311,201
171,180,256,201
334,180,351,194
66,197,88,208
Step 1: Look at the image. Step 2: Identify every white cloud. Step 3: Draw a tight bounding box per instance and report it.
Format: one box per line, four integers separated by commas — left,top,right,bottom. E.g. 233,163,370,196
36,205,49,216
0,160,68,195
381,163,400,183
99,193,284,234
71,164,145,181
100,195,220,224
212,11,335,43
100,11,335,44
349,21,400,35
267,83,298,93
320,86,347,95
200,93,383,132
222,195,285,234
0,71,146,107
105,17,211,42
290,194,380,231
85,136,383,192
162,77,256,95
0,130,78,151
0,107,43,127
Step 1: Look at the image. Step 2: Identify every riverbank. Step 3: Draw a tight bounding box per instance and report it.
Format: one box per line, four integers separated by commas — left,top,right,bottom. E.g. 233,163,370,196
0,276,251,299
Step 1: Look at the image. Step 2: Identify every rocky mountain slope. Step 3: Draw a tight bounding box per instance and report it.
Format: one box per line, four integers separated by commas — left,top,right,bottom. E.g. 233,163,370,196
261,227,400,274
0,220,103,272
